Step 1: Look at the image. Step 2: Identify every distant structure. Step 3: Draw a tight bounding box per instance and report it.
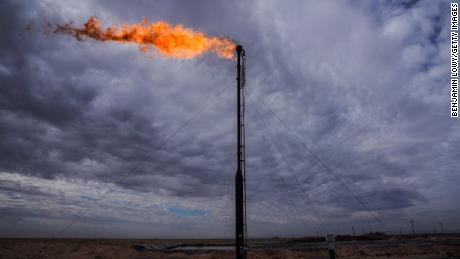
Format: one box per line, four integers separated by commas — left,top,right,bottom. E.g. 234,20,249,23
410,219,415,235
326,234,336,259
352,226,355,238
439,222,445,234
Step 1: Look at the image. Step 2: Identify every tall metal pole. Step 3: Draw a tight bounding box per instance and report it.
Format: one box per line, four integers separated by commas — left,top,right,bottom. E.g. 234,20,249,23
235,45,246,259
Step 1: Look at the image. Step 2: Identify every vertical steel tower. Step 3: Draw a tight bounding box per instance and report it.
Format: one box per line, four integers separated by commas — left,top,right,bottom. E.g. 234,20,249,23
235,45,246,259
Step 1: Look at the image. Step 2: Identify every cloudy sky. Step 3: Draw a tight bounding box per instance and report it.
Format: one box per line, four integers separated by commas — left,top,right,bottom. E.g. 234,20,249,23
0,0,458,238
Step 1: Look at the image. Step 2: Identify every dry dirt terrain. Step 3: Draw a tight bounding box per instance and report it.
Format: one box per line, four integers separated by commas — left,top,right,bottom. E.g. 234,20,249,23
1,235,460,259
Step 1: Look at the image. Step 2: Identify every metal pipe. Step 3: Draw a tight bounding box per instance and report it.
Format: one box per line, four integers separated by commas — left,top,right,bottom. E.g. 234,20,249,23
235,44,246,259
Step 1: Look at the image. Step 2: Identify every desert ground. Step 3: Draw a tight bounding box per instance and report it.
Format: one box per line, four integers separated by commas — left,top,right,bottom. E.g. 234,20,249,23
1,234,460,259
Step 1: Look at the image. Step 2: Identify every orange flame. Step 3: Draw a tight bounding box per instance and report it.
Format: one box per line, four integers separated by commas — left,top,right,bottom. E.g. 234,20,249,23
51,16,235,59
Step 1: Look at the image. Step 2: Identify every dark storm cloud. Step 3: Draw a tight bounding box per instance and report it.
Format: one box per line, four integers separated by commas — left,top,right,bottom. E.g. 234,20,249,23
0,0,459,237
0,0,234,198
0,22,97,126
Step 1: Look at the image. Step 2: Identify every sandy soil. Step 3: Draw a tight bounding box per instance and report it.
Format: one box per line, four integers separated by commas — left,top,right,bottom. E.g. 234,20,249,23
1,236,460,259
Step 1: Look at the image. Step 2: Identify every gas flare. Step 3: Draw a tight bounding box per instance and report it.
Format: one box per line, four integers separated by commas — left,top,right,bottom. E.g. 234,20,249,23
51,16,235,59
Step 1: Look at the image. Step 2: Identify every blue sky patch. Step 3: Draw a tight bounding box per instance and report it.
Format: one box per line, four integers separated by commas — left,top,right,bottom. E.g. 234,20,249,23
80,195,97,201
168,206,208,217
7,192,22,200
